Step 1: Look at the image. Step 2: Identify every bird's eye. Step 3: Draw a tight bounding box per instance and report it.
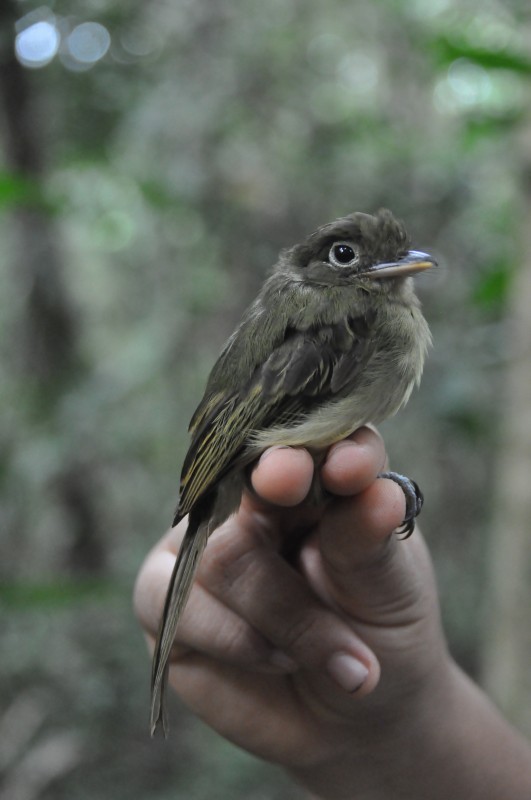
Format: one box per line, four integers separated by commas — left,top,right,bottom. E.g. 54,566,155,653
328,241,358,268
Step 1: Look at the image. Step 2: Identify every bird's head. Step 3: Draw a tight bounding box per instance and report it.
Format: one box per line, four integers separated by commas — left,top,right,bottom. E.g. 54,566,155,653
279,208,436,294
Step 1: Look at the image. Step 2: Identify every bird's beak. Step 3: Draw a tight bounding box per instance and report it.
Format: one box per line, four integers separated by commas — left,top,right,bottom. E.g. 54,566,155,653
363,250,437,279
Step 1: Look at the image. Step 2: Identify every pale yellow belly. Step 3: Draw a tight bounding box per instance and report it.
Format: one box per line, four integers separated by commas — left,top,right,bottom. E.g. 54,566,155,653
249,369,416,453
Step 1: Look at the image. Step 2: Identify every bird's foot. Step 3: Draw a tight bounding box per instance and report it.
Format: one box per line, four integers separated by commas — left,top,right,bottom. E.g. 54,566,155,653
378,471,423,539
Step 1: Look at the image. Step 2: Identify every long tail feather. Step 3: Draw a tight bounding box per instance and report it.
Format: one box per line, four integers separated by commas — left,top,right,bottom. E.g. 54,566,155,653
150,512,208,737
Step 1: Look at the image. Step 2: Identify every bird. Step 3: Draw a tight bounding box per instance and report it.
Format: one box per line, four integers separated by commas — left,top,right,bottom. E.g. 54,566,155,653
150,208,435,736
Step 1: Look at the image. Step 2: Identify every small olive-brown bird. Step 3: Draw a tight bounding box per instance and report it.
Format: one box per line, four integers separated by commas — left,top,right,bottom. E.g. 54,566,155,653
150,208,435,735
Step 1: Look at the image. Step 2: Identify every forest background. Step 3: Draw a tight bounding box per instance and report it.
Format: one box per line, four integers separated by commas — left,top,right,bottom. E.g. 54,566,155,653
1,0,531,798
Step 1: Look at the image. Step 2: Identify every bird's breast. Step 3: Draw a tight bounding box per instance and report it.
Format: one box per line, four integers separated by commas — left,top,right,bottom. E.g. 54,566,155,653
249,300,430,453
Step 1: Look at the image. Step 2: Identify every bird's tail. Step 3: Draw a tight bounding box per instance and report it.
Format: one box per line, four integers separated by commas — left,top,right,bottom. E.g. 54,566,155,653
150,509,209,737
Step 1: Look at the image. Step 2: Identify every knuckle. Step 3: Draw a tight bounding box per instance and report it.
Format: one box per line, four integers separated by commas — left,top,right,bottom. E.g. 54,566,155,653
218,620,266,665
274,609,323,654
201,528,258,590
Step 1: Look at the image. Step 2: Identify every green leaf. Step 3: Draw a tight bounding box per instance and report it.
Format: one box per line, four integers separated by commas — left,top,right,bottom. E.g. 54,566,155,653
461,112,523,148
0,172,38,207
0,579,125,609
471,262,513,311
433,34,531,74
0,171,50,211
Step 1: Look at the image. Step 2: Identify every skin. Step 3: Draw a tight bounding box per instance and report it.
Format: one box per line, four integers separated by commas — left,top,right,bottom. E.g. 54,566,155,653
135,427,531,800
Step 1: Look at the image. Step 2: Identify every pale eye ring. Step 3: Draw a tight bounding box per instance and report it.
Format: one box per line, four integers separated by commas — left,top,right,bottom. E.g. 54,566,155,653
328,241,358,268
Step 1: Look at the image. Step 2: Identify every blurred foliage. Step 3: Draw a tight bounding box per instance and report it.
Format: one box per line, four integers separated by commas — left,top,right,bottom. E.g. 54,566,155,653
0,0,530,797
0,172,49,210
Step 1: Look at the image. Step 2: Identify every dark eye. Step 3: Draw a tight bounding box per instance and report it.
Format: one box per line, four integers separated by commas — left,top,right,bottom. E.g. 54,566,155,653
328,241,358,268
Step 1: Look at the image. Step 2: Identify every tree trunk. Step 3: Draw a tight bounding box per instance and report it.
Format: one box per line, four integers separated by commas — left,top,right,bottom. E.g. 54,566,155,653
481,123,531,736
0,1,105,573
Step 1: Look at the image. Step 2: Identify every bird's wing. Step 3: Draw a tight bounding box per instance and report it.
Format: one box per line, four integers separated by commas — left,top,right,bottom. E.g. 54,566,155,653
175,313,376,519
175,386,268,519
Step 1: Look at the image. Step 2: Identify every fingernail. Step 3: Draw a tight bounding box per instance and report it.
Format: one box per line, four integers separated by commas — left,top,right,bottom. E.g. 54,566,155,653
324,440,358,464
259,446,292,463
268,650,298,672
327,652,368,693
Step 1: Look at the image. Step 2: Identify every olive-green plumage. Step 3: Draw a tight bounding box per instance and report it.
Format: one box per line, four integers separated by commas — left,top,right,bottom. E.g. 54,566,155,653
150,208,435,736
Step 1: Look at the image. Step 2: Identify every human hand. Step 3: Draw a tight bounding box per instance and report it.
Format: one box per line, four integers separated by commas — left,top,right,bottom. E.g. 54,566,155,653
135,427,531,799
134,428,454,790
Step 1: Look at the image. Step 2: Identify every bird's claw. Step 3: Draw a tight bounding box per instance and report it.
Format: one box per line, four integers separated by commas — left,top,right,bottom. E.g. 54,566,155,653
378,471,423,539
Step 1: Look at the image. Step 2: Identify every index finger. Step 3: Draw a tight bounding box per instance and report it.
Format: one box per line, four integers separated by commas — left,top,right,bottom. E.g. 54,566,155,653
248,427,387,510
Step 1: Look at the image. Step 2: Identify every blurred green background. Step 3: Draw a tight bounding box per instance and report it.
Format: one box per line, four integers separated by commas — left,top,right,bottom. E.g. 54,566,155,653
1,0,531,797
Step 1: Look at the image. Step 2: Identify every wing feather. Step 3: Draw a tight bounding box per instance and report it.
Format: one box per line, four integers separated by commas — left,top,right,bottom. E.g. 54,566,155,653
175,314,375,518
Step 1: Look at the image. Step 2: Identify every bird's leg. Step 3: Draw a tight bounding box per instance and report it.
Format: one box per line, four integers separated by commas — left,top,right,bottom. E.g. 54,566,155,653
377,472,423,539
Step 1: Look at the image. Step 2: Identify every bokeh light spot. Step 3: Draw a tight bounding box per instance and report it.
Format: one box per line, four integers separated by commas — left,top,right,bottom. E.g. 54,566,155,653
67,22,111,65
447,59,492,105
433,58,495,114
15,20,60,68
